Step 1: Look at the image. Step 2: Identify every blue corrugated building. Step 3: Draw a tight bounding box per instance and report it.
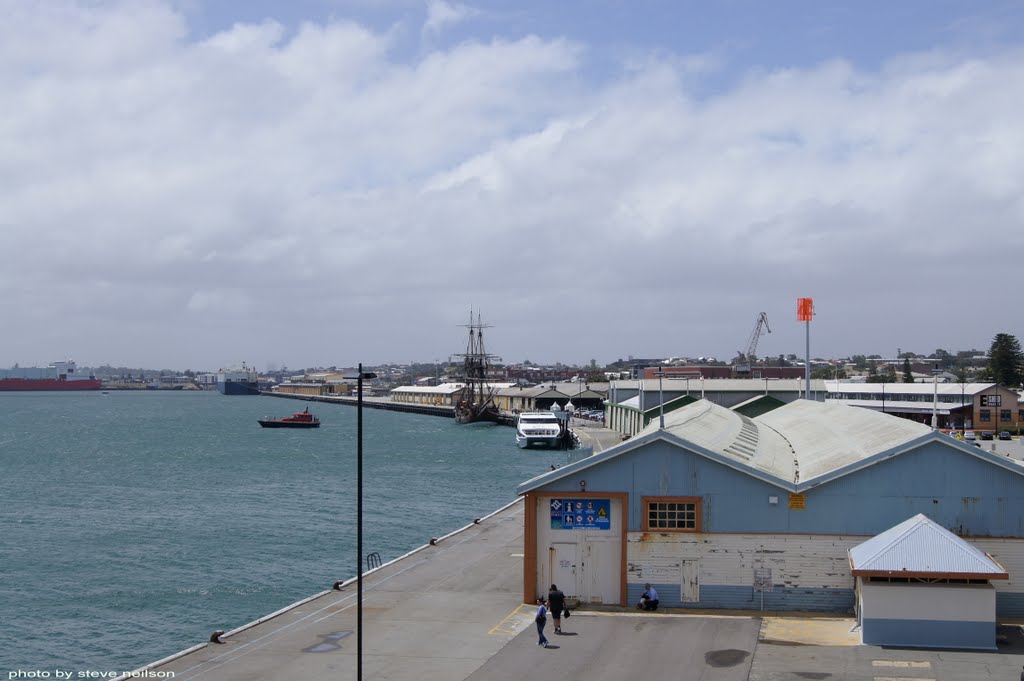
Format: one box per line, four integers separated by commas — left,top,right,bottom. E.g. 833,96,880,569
517,399,1024,644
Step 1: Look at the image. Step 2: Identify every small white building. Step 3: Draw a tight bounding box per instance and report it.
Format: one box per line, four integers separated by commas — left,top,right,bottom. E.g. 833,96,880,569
851,514,1008,650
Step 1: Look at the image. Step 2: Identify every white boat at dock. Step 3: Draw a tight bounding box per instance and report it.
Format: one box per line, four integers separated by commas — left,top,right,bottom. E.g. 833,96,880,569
515,411,565,449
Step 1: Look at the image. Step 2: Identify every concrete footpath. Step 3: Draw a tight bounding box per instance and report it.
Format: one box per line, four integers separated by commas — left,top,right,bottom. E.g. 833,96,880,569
122,499,1024,681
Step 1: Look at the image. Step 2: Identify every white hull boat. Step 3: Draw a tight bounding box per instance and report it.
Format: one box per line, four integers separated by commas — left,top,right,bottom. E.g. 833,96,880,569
515,411,564,449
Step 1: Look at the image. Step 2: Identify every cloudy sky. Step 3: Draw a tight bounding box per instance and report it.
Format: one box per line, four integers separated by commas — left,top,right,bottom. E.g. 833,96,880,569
2,0,1022,372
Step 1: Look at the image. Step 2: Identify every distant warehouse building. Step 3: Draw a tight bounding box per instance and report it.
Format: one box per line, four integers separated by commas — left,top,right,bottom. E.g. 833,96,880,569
516,399,1024,649
825,380,1024,433
605,378,825,437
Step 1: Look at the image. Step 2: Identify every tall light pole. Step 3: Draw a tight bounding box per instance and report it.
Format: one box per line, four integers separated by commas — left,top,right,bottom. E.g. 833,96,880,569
931,364,940,431
961,381,966,434
346,364,376,681
797,298,814,400
654,370,665,428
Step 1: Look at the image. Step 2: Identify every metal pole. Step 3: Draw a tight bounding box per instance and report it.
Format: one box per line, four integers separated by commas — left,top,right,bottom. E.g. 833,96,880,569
804,319,810,400
658,371,664,429
931,365,939,431
961,383,965,434
357,363,364,681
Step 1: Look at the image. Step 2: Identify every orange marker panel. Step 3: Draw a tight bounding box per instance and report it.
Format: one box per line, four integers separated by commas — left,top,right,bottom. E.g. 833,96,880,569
797,297,814,321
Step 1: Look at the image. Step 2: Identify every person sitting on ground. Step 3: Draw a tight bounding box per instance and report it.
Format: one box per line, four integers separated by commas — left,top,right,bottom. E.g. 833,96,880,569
548,584,566,633
638,583,659,611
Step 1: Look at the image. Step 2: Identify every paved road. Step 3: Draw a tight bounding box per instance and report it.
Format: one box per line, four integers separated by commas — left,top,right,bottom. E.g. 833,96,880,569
750,628,1024,681
466,613,758,681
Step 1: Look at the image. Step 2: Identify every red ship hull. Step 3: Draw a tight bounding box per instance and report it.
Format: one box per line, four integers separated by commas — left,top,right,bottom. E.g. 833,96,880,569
0,378,102,391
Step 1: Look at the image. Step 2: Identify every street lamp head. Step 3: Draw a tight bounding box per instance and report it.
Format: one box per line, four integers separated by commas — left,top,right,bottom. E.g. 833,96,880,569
344,371,378,380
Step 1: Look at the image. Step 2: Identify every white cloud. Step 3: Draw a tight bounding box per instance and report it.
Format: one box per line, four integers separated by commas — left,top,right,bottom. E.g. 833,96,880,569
422,0,477,37
0,1,1022,369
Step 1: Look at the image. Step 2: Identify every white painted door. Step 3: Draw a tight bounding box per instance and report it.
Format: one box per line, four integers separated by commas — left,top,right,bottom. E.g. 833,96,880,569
681,560,699,602
551,543,577,597
581,539,620,605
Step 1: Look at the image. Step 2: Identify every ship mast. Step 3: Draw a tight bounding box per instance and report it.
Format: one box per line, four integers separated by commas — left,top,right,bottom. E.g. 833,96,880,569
455,309,500,403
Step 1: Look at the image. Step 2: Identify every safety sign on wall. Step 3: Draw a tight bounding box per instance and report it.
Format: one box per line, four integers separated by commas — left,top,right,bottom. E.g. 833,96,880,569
550,498,611,530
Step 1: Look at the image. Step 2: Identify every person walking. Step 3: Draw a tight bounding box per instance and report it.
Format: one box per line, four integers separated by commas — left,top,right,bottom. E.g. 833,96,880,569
547,584,566,634
535,598,550,647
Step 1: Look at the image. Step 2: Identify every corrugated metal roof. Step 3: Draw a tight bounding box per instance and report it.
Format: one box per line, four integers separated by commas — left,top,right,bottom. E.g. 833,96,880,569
518,398,1024,496
621,378,824,392
849,514,1007,577
495,386,569,398
390,383,465,394
756,400,933,483
825,381,996,396
652,399,932,484
827,398,965,414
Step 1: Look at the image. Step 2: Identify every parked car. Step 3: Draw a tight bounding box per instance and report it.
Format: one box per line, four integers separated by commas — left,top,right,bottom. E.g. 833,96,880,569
999,431,1012,440
964,431,977,441
980,431,994,440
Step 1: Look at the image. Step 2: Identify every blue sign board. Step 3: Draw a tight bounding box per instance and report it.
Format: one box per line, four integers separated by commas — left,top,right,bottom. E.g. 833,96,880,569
550,498,611,530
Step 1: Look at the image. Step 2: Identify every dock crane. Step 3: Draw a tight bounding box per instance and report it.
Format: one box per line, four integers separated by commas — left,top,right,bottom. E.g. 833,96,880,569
734,312,771,375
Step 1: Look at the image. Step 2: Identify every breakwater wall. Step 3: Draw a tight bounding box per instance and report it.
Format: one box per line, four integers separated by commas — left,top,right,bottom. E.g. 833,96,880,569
261,390,459,418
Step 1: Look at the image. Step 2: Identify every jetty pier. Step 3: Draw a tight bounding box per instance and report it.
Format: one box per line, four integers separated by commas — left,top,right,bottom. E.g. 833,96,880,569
260,390,461,419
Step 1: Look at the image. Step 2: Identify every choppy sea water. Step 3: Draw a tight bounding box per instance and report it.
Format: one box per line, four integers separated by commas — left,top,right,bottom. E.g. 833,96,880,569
0,391,565,674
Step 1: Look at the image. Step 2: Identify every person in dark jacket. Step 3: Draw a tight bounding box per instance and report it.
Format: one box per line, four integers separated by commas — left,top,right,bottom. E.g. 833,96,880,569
548,584,566,633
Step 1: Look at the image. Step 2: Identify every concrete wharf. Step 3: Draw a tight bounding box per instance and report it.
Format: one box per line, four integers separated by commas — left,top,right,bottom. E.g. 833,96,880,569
116,498,1024,681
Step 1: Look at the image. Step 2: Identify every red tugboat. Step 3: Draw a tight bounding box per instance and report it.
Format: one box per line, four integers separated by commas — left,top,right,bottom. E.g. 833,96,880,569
258,407,320,429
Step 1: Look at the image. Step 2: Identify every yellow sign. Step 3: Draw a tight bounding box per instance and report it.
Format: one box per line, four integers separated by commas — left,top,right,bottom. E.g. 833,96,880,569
789,494,806,510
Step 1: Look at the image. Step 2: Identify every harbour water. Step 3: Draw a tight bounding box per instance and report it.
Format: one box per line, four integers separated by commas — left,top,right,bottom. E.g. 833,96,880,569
0,391,565,674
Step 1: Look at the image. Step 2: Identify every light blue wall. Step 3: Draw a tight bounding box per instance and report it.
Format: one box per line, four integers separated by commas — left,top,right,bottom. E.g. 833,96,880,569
627,583,854,613
534,439,1024,537
862,618,996,650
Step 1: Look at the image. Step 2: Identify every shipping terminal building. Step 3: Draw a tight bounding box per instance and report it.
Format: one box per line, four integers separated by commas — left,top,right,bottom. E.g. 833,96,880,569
516,398,1024,650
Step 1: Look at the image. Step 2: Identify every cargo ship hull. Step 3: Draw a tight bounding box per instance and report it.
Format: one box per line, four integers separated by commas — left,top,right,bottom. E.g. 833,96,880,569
0,361,101,391
217,379,260,395
217,364,260,395
0,377,102,391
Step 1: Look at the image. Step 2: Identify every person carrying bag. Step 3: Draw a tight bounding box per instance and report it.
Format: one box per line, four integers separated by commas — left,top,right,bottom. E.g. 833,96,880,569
547,584,567,633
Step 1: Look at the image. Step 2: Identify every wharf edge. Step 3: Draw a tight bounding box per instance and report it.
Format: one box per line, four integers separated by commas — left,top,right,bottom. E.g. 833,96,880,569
112,497,525,681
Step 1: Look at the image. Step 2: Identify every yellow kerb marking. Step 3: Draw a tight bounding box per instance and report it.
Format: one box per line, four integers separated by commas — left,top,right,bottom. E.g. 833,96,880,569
872,660,931,668
489,604,534,636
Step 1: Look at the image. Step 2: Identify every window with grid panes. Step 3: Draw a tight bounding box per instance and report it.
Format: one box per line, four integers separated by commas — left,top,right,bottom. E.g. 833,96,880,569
644,497,700,531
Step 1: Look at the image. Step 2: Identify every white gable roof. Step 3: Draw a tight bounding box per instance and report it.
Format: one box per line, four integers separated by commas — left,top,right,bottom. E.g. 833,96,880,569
850,513,1007,578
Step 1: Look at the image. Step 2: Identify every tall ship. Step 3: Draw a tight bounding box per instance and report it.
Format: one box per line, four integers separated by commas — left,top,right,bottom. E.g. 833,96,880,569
453,311,501,425
217,363,260,395
0,360,101,391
